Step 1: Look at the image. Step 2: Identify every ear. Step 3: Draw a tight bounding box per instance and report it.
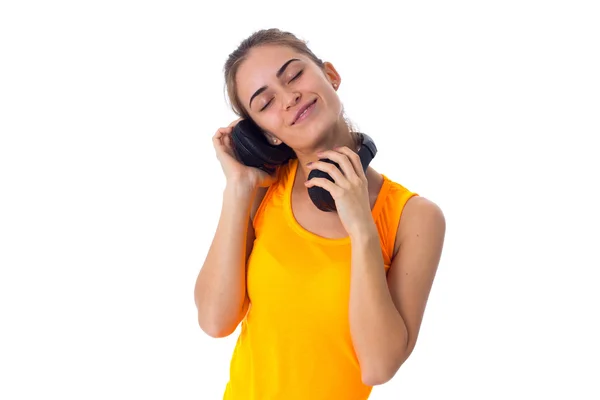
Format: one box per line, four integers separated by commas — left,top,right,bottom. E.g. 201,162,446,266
263,131,282,145
323,61,341,89
246,117,282,145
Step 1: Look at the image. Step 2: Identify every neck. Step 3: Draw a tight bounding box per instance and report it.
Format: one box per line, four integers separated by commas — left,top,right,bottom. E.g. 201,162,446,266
294,119,358,180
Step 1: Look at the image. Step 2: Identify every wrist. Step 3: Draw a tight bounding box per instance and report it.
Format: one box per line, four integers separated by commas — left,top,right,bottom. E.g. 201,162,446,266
224,179,257,199
348,220,379,244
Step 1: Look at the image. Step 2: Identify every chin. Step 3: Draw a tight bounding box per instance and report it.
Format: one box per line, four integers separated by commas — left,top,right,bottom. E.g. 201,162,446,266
300,119,333,142
290,106,340,149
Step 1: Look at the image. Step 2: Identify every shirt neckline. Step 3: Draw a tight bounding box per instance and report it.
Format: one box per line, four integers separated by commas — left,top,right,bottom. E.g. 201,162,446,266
282,158,390,245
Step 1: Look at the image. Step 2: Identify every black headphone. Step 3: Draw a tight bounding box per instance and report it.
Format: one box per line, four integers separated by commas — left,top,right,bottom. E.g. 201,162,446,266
231,118,377,212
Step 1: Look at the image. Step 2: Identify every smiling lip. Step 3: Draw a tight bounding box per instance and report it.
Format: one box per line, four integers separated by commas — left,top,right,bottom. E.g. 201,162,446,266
292,99,317,125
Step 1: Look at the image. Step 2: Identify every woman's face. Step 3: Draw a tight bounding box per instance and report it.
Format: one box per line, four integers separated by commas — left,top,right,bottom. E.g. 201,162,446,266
235,45,343,152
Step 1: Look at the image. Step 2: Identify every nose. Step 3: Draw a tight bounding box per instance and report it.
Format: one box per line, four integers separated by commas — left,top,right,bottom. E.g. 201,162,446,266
283,90,301,110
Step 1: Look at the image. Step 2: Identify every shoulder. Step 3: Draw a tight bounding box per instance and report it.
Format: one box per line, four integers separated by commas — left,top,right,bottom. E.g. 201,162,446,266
394,196,445,257
250,160,295,221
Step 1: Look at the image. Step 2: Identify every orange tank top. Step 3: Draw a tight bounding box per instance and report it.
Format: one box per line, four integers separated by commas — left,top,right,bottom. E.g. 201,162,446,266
223,158,419,400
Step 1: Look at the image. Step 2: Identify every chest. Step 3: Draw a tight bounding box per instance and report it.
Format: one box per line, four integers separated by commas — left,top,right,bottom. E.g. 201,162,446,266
246,230,353,325
290,189,347,239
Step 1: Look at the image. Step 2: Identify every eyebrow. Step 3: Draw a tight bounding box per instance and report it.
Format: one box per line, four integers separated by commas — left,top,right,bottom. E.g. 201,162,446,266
248,58,301,108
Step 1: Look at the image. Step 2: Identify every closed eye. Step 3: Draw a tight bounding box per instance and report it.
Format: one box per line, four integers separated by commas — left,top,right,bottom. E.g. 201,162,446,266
289,70,303,83
259,70,304,112
260,99,273,111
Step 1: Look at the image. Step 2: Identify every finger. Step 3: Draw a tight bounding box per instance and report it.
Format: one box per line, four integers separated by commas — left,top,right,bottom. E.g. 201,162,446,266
217,126,234,135
215,120,238,138
212,130,229,152
332,146,365,179
316,149,356,178
213,125,235,143
304,177,340,197
212,130,225,146
228,117,244,128
212,130,223,145
213,129,225,141
306,160,346,185
223,133,233,150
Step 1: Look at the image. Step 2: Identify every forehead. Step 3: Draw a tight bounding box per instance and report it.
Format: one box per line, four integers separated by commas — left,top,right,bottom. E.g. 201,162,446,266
236,45,310,99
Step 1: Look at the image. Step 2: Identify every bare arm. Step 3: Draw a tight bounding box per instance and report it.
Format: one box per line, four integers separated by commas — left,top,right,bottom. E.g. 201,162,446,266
194,182,268,338
349,196,445,385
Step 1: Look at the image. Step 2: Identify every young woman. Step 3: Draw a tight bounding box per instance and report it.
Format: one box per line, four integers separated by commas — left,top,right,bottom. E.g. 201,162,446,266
194,28,446,400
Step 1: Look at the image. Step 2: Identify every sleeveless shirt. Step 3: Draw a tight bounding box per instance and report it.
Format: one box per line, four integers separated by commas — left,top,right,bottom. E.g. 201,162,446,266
223,158,419,400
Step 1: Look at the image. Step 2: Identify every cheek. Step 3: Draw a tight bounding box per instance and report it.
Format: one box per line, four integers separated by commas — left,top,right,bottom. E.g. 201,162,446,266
313,79,338,103
322,88,342,114
254,109,284,132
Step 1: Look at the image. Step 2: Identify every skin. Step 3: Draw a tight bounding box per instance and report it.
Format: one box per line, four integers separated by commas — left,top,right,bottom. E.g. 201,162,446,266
201,44,446,386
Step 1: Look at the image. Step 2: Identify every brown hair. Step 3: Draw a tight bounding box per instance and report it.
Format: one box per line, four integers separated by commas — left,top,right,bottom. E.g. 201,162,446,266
223,28,359,142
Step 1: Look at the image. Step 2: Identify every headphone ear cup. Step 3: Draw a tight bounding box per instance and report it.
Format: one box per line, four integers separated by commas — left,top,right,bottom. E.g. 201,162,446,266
230,119,295,174
306,133,378,213
307,159,339,212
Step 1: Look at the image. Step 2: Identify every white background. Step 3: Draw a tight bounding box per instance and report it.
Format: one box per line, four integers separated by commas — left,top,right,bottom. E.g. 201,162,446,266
1,1,599,399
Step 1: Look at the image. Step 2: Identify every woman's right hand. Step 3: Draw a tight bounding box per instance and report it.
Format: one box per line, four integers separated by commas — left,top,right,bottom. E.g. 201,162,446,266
212,118,276,189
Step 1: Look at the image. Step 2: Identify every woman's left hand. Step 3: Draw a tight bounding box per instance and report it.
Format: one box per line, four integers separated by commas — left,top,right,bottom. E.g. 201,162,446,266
305,146,375,237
